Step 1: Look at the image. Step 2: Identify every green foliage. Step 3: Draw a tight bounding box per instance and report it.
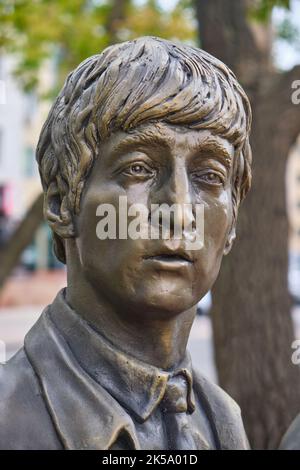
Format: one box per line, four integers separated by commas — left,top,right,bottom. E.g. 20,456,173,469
277,16,300,42
1,0,296,94
250,0,291,22
0,0,196,94
249,0,300,50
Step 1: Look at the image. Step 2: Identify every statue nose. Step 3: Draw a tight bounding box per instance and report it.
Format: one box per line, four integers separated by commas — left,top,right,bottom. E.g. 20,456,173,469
149,202,195,238
149,168,196,238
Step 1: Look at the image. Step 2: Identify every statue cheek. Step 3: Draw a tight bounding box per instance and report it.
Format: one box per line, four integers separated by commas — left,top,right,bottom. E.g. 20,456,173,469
203,196,233,248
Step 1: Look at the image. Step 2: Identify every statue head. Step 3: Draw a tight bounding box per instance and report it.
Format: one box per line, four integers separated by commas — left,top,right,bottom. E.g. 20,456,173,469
36,36,251,319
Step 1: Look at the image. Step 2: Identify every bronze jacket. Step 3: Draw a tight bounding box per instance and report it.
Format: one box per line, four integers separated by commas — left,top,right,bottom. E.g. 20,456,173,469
279,414,300,450
0,293,249,450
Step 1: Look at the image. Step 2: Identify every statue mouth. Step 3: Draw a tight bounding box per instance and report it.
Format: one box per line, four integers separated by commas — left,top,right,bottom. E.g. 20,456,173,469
145,254,192,263
143,248,194,267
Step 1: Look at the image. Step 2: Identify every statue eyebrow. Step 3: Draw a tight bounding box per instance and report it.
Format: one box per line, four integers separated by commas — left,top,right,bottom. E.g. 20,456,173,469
110,131,172,158
189,139,233,169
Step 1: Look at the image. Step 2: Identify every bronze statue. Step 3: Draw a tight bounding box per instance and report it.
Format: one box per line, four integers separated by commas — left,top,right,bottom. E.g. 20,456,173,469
0,37,252,450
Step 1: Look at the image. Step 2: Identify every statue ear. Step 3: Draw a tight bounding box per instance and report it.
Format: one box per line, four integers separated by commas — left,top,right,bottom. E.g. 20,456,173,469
44,180,76,238
223,224,236,256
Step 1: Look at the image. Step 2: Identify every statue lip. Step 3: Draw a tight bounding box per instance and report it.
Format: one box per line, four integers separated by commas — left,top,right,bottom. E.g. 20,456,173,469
143,247,194,263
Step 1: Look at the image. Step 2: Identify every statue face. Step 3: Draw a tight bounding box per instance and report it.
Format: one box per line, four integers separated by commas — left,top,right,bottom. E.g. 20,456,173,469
74,122,235,320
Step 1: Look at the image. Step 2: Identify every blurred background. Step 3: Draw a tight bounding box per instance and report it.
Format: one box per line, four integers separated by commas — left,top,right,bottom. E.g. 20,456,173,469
1,0,300,449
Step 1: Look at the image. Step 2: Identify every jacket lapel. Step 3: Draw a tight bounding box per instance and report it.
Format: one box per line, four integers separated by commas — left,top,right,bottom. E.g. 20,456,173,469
192,368,249,450
24,309,140,450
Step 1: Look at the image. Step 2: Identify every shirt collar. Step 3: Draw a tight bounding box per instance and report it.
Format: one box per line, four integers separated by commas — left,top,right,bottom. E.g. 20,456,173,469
49,289,196,422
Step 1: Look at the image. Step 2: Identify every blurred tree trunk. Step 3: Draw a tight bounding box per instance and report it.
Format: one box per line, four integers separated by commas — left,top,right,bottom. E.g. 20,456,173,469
0,193,43,289
195,0,300,449
106,0,131,43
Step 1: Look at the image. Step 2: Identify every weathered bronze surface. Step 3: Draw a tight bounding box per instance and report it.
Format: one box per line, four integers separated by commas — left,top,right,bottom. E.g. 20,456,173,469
0,37,252,450
280,414,300,449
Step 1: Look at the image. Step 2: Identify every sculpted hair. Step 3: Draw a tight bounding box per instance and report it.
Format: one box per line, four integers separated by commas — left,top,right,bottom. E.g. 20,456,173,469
36,36,252,263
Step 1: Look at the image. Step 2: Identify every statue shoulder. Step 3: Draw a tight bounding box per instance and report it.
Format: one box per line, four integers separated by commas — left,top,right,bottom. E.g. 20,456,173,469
279,414,300,450
193,368,250,450
0,348,62,449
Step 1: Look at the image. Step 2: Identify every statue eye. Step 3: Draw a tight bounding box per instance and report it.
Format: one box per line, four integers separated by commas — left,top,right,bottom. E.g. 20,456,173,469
131,164,146,174
203,172,223,184
124,162,155,178
192,171,224,186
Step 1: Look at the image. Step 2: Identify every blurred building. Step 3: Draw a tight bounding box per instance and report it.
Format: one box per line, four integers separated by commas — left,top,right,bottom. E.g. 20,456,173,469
0,54,61,269
0,55,28,219
286,136,300,302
